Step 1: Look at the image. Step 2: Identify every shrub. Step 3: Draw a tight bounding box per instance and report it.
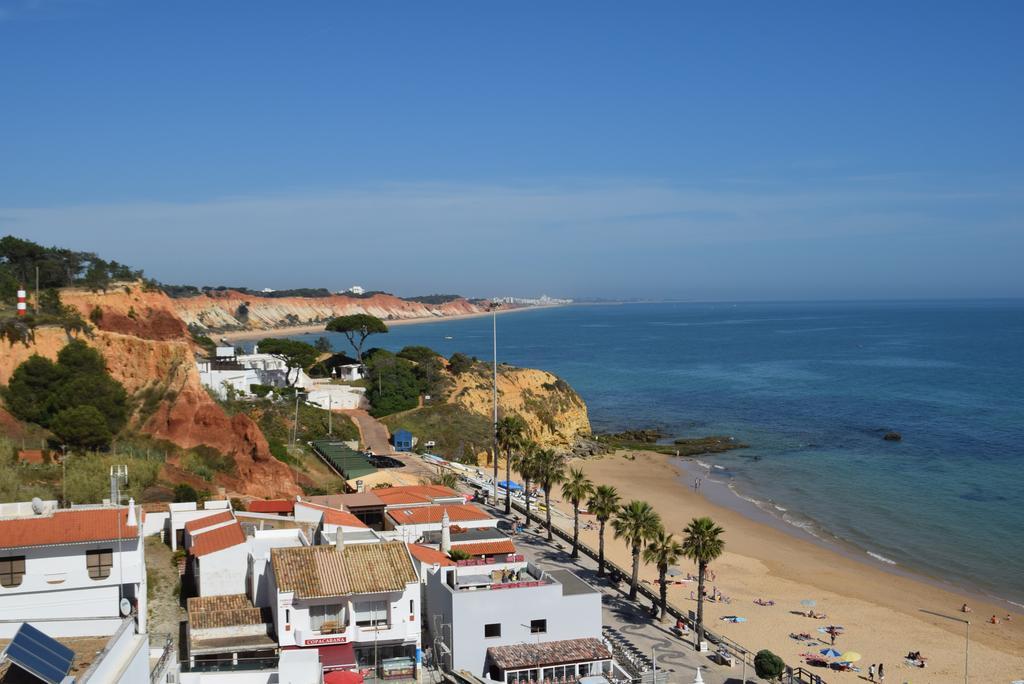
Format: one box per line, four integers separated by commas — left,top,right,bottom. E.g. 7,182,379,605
448,352,475,374
89,305,103,324
173,483,199,503
448,548,470,561
754,650,786,682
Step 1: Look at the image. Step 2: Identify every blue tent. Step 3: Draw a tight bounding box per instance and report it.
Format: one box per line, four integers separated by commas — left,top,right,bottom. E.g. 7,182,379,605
498,480,523,491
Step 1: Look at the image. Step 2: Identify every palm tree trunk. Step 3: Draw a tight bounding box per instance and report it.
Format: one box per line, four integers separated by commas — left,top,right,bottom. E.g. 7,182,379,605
504,447,512,514
597,520,606,576
571,502,580,558
696,560,706,647
544,487,553,541
629,545,640,600
524,476,531,524
658,565,668,622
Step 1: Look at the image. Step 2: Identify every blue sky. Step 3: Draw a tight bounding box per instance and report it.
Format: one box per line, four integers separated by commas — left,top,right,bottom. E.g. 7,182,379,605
1,1,1022,300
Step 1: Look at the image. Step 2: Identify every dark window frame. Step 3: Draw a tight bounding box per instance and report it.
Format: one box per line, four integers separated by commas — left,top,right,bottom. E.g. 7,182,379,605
484,623,502,638
86,548,113,580
0,556,26,588
530,619,547,634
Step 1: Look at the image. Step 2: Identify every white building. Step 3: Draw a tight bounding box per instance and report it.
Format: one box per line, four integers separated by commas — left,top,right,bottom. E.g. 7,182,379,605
383,503,497,542
188,521,249,598
0,502,147,638
167,500,233,551
248,528,310,609
424,562,604,678
269,540,421,677
347,286,365,295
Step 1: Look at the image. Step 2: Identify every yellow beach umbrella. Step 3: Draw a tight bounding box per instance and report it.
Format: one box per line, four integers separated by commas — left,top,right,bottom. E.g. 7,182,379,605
841,652,862,663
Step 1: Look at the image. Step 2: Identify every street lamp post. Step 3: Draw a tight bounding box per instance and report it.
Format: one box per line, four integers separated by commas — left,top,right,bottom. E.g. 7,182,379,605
491,306,498,505
921,609,970,683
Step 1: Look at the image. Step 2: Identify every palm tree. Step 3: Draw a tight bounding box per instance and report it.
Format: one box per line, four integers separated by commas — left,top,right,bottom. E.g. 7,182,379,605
535,449,566,541
681,516,726,647
643,527,685,622
612,500,662,600
587,485,621,576
430,469,460,490
513,441,540,525
561,467,594,559
496,414,527,514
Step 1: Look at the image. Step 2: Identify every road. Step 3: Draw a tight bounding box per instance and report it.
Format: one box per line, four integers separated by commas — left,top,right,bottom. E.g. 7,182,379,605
342,408,395,455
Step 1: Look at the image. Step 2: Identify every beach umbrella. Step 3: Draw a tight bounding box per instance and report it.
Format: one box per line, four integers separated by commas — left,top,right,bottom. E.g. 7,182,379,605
800,599,816,607
498,480,523,491
819,648,842,658
840,652,861,662
667,566,683,577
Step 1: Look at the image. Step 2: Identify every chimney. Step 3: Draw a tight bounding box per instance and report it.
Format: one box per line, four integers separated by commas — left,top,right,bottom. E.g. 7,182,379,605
126,498,137,527
441,509,451,553
334,527,345,551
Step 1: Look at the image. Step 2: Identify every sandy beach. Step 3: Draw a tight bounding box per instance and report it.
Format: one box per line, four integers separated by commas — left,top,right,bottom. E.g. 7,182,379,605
531,450,1024,683
223,304,558,343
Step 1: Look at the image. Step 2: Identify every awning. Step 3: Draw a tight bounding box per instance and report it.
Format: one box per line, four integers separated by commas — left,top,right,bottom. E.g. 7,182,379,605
325,669,364,684
320,642,357,670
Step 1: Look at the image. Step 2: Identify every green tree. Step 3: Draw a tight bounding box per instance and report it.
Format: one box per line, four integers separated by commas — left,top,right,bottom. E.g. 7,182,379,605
587,484,621,576
643,527,684,621
364,351,420,416
174,483,200,503
431,470,460,490
447,352,474,374
50,405,112,449
496,414,527,515
38,288,63,315
324,314,388,362
56,339,106,375
256,338,319,386
50,374,129,433
0,317,35,347
512,440,540,524
682,516,726,647
562,467,594,558
313,336,332,353
754,650,786,682
612,500,662,600
535,449,566,542
2,354,63,425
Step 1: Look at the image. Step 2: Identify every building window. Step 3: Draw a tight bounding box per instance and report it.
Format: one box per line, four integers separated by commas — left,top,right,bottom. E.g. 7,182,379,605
353,600,388,627
484,623,501,638
530,619,547,634
0,556,26,588
86,549,113,580
409,599,414,615
310,603,346,632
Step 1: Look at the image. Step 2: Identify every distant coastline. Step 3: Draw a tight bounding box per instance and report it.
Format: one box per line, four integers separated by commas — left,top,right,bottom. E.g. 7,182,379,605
225,303,566,344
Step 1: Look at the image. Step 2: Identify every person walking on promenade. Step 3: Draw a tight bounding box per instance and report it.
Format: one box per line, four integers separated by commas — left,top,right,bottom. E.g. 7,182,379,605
878,662,885,682
867,663,875,682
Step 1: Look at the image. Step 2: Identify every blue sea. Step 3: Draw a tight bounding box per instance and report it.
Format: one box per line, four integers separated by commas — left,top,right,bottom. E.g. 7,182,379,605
313,301,1024,606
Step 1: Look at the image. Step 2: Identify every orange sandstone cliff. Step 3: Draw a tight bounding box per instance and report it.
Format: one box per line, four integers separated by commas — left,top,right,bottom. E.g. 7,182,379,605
0,286,301,498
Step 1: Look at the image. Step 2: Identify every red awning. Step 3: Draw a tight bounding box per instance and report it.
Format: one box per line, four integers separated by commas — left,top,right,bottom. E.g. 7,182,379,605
319,642,357,670
325,669,364,684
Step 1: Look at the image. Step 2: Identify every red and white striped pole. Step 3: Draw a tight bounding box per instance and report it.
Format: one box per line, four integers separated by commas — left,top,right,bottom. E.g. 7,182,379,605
16,289,27,316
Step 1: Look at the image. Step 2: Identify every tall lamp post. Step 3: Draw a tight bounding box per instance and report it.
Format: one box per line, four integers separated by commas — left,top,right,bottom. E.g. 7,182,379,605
922,609,969,683
491,304,499,505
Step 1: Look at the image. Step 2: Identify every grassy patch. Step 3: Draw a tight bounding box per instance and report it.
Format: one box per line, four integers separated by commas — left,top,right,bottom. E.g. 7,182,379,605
382,403,491,464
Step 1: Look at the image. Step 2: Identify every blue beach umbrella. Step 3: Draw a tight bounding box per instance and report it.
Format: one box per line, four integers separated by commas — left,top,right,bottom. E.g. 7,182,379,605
800,599,816,607
819,648,842,658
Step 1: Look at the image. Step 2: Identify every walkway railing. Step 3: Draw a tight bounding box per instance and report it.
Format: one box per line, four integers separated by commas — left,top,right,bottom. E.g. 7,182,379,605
505,499,827,684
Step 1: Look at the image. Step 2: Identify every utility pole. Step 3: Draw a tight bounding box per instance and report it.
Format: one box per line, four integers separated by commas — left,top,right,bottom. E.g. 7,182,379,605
491,305,498,505
291,391,302,446
922,609,970,683
328,395,333,435
35,266,39,313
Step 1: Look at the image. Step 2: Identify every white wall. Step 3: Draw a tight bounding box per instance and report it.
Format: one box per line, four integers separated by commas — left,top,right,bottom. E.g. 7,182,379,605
78,619,150,684
426,567,602,676
197,543,249,597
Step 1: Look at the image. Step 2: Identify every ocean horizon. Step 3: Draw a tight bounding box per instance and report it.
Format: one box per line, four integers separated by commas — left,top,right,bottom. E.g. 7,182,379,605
309,299,1024,606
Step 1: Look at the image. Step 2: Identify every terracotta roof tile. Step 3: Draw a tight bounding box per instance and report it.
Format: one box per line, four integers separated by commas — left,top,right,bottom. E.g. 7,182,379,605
407,543,455,567
451,539,516,556
0,507,139,550
246,499,294,514
184,510,234,533
271,541,416,599
374,485,462,506
188,594,270,629
323,509,369,528
192,522,246,557
487,638,611,671
387,504,491,526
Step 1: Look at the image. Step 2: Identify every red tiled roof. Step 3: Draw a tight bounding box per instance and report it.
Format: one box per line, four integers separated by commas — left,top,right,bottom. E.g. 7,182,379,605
17,449,46,464
184,510,234,533
247,499,294,514
451,540,516,556
323,509,369,528
407,543,455,566
487,638,611,670
387,503,490,526
192,522,246,557
374,484,461,506
0,507,139,550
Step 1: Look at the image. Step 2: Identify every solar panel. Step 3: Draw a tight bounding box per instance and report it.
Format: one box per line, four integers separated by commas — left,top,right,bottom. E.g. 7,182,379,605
1,623,75,684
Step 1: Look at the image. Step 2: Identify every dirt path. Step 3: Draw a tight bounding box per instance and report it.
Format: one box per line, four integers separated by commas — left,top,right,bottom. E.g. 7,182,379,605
145,536,185,645
341,409,395,455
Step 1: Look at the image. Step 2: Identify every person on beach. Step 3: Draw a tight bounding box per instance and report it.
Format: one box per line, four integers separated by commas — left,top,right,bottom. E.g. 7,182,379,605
867,663,875,682
878,662,884,682
990,614,1000,624
829,630,836,646
961,602,971,613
